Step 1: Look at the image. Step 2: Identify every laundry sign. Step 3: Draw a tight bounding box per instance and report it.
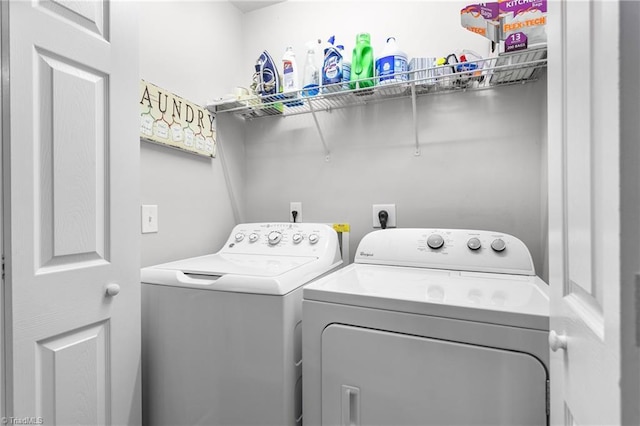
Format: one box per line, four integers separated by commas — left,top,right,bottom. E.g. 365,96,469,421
140,80,216,157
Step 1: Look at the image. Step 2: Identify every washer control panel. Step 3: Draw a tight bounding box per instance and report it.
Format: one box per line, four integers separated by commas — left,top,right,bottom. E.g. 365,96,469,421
222,223,333,256
355,228,535,276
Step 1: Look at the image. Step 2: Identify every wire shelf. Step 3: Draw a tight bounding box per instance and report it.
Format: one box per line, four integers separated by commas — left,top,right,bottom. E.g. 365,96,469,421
207,47,547,120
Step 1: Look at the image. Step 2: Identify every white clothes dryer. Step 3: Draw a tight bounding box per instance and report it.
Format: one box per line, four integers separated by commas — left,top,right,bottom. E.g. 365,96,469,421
303,228,549,426
141,223,342,426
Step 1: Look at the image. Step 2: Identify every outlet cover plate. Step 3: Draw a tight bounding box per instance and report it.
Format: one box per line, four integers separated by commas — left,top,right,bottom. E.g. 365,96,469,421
372,204,396,228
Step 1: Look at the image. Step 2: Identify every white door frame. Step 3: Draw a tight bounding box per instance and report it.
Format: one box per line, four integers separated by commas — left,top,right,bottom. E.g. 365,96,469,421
1,0,6,417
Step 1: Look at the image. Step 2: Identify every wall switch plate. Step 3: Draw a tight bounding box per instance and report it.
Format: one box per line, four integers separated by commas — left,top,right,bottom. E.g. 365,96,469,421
372,204,396,228
290,202,302,223
141,205,158,233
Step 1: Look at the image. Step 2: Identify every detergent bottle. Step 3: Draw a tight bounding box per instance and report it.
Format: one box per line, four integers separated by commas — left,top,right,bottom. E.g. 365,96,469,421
376,37,408,85
349,33,375,90
282,46,299,94
322,35,343,91
302,41,320,97
338,45,351,90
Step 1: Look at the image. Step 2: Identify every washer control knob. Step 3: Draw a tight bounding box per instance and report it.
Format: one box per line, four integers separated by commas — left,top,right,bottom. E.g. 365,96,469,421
467,237,482,251
308,234,319,245
249,233,259,243
268,231,282,245
292,234,303,244
491,238,506,252
234,233,245,242
427,234,444,250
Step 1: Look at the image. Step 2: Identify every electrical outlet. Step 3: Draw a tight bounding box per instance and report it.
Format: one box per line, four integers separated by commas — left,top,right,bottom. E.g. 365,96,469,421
290,202,302,223
372,204,396,228
141,205,158,233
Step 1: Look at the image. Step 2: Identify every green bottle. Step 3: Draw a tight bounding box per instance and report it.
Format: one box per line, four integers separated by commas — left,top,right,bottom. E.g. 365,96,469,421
349,33,375,90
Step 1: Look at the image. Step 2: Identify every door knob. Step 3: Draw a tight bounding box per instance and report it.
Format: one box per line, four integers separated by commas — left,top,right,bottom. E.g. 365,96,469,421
105,283,121,297
549,330,568,352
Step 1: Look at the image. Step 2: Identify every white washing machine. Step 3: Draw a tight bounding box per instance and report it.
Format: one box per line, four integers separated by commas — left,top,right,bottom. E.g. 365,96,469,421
303,228,549,426
141,222,342,426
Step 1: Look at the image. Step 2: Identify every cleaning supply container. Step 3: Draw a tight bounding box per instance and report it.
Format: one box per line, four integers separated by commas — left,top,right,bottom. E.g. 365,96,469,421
349,33,375,90
376,37,408,85
322,36,343,92
282,46,299,94
302,42,320,97
339,45,351,90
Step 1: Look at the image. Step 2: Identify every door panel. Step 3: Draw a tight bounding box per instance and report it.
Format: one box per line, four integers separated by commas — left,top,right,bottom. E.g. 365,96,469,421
4,1,140,424
35,48,108,269
548,0,620,424
322,324,548,426
37,321,109,425
35,0,109,39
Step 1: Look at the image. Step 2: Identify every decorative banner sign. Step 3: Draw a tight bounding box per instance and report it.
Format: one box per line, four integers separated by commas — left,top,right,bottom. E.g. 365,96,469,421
139,80,216,157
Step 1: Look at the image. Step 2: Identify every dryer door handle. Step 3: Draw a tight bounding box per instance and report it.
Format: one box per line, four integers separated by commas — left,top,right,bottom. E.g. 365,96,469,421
341,385,360,426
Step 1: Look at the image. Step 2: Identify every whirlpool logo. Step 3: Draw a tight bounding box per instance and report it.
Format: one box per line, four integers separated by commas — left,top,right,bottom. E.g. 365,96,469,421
359,251,374,257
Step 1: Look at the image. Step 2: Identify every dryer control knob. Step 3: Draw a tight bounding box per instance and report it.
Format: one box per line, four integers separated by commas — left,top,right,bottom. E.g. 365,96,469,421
268,231,282,245
427,234,444,250
491,238,506,252
235,233,245,242
467,237,482,251
292,234,303,244
308,234,319,244
249,233,259,243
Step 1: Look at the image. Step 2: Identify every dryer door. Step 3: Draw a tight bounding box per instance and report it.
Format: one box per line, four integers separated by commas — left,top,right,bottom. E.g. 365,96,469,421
321,325,548,426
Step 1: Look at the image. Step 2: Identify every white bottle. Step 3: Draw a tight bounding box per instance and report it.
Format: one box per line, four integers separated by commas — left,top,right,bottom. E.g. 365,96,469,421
282,46,299,94
376,37,408,85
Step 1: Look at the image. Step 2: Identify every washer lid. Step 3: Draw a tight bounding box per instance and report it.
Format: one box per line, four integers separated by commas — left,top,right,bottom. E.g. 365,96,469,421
303,264,549,330
142,253,338,295
152,252,316,277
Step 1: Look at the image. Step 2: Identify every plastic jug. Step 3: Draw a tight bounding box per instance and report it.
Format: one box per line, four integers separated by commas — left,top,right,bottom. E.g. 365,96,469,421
376,37,408,85
349,33,375,90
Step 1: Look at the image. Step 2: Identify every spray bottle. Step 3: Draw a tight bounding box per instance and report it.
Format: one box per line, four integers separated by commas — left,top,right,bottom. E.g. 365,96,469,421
302,41,320,97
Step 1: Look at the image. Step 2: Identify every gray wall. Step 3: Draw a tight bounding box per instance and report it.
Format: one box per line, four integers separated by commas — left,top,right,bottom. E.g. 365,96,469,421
237,1,548,278
139,1,245,266
139,0,548,280
243,81,548,277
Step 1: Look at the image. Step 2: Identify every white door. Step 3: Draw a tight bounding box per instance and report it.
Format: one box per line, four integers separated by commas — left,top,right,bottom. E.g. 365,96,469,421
547,0,621,424
3,1,140,424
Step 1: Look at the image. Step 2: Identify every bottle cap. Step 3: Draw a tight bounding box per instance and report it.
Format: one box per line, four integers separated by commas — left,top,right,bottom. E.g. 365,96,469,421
356,33,371,43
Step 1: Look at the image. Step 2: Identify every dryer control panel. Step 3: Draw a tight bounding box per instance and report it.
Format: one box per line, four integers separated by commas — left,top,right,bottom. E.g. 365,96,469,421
355,229,535,276
222,222,339,258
